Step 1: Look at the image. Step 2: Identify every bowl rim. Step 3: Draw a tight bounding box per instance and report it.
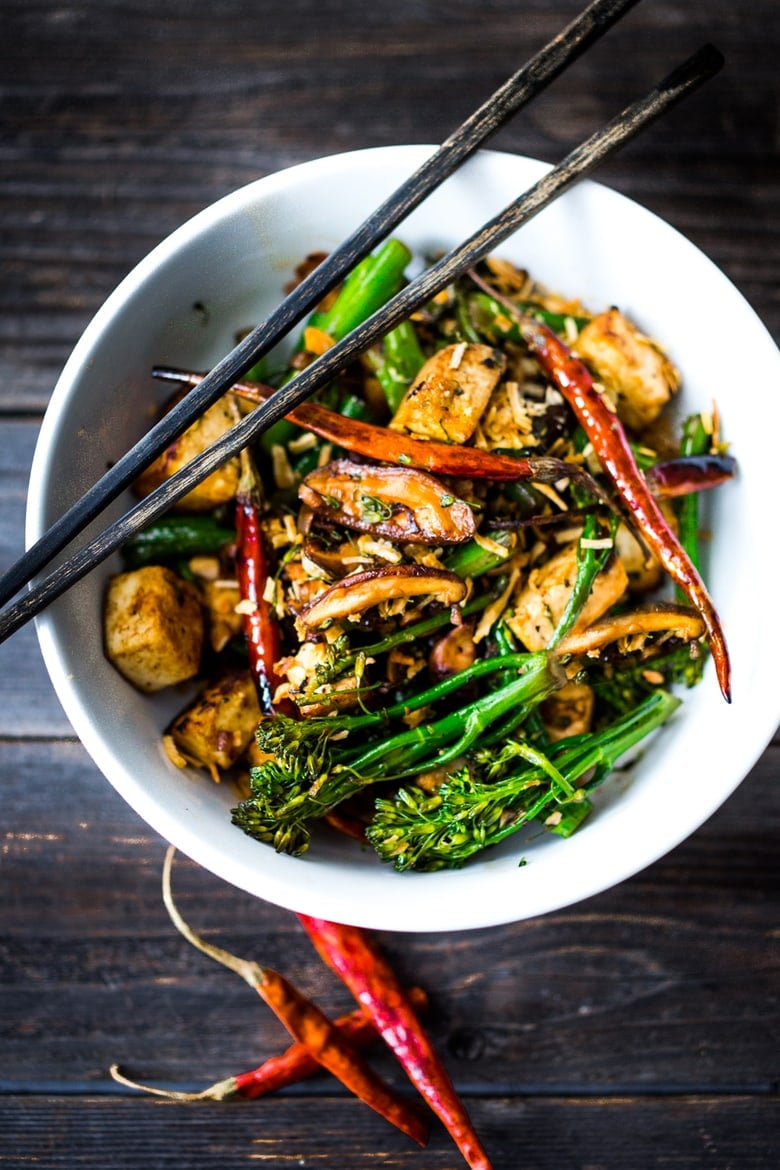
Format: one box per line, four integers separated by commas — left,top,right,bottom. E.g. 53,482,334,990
26,144,780,932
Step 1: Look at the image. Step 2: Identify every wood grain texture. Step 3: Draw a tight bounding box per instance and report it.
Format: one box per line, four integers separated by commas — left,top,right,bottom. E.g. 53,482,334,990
1,736,777,1090
0,1095,777,1169
1,1,778,411
0,1,778,1166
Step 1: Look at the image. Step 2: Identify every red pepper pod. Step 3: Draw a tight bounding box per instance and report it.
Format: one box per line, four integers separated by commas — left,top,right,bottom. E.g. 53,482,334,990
160,846,427,1145
516,318,731,701
232,986,428,1099
235,452,290,715
152,367,596,491
645,452,736,499
298,915,494,1170
251,962,429,1147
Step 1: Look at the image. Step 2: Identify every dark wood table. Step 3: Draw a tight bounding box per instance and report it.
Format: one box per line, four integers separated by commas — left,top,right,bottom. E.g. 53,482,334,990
2,2,778,1166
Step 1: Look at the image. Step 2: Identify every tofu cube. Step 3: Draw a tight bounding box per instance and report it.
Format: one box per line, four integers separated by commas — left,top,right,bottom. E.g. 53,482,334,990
169,670,262,773
104,565,204,692
133,394,240,512
575,308,680,432
389,343,504,443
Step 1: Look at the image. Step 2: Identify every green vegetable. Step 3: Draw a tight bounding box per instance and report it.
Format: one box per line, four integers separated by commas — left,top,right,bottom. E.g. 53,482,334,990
230,503,638,861
231,651,561,858
310,593,493,691
262,240,412,453
674,412,711,592
591,640,706,721
316,239,412,340
122,516,234,568
550,511,617,650
466,290,590,343
367,690,680,871
441,528,513,578
368,320,426,412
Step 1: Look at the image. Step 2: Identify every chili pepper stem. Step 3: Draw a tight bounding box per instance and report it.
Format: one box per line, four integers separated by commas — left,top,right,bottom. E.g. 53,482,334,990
109,1063,237,1102
160,847,429,1147
162,845,259,987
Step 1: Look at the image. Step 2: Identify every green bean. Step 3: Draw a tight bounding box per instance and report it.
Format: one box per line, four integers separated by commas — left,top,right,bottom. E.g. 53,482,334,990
122,516,234,568
316,240,412,340
261,240,412,453
674,413,711,599
371,320,426,412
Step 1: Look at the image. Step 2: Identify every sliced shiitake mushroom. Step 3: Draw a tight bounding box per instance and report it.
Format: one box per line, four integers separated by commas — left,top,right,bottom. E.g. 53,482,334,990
556,602,705,658
297,564,467,632
428,623,477,680
299,459,475,545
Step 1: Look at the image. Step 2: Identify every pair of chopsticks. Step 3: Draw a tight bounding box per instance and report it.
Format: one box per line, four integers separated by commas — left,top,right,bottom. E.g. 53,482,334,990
0,0,723,645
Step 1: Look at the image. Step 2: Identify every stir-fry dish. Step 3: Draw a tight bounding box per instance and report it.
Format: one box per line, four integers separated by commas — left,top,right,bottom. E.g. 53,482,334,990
103,241,735,871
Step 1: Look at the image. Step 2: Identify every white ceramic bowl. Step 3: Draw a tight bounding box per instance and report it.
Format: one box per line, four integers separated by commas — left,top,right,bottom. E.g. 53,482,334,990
27,146,780,932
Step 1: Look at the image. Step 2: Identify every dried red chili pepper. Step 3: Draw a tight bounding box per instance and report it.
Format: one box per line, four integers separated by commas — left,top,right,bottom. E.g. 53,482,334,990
112,986,428,1102
516,317,731,701
645,452,736,499
152,366,599,493
235,449,292,715
161,848,429,1146
297,914,493,1170
220,986,429,1100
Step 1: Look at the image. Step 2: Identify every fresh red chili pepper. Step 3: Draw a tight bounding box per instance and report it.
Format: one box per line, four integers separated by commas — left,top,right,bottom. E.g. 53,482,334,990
645,452,736,499
152,366,599,493
516,317,731,701
161,847,428,1146
297,914,494,1170
235,450,292,715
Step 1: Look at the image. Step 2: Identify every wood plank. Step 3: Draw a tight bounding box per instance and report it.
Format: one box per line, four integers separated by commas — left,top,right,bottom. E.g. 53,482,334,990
1,738,777,1089
1,0,778,409
0,1094,776,1169
1,4,779,1164
0,420,75,736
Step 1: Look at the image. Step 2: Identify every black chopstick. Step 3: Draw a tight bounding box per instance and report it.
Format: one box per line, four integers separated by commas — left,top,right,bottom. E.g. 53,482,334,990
0,43,724,646
0,0,640,610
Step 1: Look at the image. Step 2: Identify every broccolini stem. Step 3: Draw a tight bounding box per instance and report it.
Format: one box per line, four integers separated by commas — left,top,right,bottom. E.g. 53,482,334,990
234,652,560,856
311,651,541,736
367,690,680,871
348,652,557,780
308,589,494,690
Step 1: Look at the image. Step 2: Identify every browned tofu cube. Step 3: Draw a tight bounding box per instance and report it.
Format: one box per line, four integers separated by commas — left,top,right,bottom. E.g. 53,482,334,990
103,561,205,687
104,565,204,692
575,308,680,432
389,343,505,443
133,394,240,511
169,670,262,773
